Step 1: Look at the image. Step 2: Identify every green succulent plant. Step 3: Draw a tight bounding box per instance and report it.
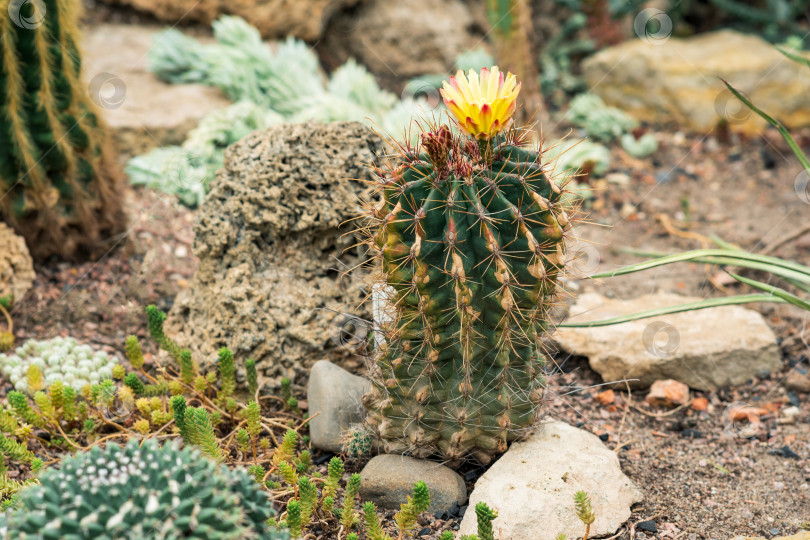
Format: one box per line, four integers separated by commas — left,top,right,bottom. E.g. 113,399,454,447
1,336,118,394
0,439,279,539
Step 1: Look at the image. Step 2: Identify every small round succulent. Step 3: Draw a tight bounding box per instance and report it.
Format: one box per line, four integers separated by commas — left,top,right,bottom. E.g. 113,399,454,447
0,337,118,393
0,439,278,539
341,423,373,459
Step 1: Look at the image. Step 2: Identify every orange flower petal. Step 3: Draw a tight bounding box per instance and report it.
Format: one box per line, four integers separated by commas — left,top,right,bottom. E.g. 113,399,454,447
441,66,520,139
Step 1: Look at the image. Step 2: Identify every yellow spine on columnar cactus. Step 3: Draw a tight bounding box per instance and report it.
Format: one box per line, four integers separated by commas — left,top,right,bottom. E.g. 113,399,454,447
0,0,126,261
361,67,573,464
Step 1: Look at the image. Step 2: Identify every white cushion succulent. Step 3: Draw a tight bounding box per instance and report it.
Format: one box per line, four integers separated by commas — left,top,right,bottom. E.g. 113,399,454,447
0,337,119,393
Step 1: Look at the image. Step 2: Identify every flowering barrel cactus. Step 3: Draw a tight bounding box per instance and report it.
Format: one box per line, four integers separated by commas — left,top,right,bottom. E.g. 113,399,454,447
0,440,279,539
362,67,571,463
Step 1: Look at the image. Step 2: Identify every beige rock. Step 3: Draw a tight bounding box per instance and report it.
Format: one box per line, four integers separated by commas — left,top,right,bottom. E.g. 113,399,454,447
0,223,35,302
730,534,810,540
81,24,231,158
554,292,781,390
458,420,642,539
96,0,359,40
582,30,810,134
359,455,466,513
320,0,478,87
307,360,370,453
165,122,380,385
646,379,690,407
785,370,810,393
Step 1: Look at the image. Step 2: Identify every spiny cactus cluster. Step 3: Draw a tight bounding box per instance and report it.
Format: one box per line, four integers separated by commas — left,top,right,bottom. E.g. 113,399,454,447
1,337,118,393
0,439,279,539
0,0,126,260
361,67,573,463
341,423,373,460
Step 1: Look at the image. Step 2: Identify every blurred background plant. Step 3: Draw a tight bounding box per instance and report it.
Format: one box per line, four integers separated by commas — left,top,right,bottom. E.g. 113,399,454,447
127,16,434,206
561,46,810,327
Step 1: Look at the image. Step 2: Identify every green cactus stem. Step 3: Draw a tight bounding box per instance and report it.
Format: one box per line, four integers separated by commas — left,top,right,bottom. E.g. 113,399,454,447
0,0,126,260
362,123,570,463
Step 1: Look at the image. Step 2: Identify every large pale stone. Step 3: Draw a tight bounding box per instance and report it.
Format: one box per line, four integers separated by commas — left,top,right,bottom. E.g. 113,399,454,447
95,0,360,40
554,292,781,390
307,361,370,453
165,122,380,386
82,24,231,158
582,30,810,134
359,455,466,513
458,421,642,539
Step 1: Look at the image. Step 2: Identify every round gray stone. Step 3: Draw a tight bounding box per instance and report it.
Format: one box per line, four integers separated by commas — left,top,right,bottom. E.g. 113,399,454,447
359,455,467,513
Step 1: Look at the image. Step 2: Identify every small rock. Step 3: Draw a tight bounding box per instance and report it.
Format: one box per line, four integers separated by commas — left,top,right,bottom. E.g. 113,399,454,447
307,361,370,453
731,533,810,540
782,406,801,418
359,455,467,513
769,446,800,460
620,203,637,219
646,379,690,407
605,172,631,186
785,371,810,393
680,429,704,439
595,389,616,405
0,223,35,302
458,421,642,540
321,0,479,87
691,397,709,411
727,405,770,423
637,520,658,533
554,293,782,390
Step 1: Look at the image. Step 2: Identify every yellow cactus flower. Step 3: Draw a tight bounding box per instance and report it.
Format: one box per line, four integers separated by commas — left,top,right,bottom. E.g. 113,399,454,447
440,66,521,139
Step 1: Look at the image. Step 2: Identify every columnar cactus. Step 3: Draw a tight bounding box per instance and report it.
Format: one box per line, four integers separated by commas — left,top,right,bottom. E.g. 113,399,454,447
0,439,278,539
362,67,571,463
0,0,126,260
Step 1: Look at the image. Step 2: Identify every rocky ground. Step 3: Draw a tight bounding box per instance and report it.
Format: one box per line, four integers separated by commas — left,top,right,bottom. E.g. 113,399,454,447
8,125,810,538
3,2,808,538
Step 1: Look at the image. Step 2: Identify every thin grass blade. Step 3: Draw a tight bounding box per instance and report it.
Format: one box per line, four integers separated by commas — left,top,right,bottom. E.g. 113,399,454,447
727,273,810,311
558,294,786,327
721,79,810,173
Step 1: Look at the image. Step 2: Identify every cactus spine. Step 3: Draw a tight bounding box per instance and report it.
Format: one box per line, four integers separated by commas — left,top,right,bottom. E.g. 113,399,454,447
361,67,570,463
0,0,126,260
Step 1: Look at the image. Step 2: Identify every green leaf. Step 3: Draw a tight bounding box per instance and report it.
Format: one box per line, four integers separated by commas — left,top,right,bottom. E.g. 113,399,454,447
593,248,810,285
776,47,810,70
721,78,810,174
727,273,810,311
559,294,786,328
